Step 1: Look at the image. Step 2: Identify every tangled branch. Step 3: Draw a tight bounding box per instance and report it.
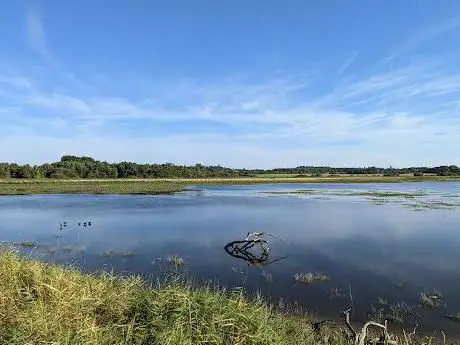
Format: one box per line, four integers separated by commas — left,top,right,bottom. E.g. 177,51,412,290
224,232,287,266
342,307,397,345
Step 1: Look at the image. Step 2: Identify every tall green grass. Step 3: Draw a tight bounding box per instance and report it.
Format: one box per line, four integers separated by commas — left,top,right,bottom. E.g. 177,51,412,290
0,250,448,344
0,250,346,345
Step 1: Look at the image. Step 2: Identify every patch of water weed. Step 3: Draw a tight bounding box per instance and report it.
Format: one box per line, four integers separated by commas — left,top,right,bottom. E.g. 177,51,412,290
420,289,446,309
100,249,136,257
347,190,427,198
261,270,273,284
19,241,36,248
293,272,329,284
34,244,57,254
368,298,419,325
231,266,245,274
167,255,185,268
328,287,346,300
444,313,460,323
405,200,460,210
261,189,319,195
311,196,332,200
265,189,428,198
61,246,76,253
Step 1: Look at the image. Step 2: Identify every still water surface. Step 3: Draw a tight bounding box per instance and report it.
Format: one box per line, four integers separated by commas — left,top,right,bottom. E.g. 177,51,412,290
1,182,460,333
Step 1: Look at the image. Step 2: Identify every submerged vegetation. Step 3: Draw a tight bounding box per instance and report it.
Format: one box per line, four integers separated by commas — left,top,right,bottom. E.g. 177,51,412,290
420,289,447,309
444,313,460,323
265,189,460,210
99,249,136,258
266,190,427,198
18,241,36,248
293,272,330,284
167,255,185,268
368,298,420,326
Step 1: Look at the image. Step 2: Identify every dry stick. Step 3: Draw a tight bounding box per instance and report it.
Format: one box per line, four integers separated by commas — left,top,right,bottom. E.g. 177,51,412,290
403,329,409,345
407,325,418,344
357,320,390,345
342,308,358,343
441,330,446,345
342,308,397,345
349,284,355,316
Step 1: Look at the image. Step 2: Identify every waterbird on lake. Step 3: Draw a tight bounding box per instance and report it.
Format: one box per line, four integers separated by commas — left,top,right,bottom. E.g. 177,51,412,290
78,222,81,226
83,222,87,227
88,221,92,226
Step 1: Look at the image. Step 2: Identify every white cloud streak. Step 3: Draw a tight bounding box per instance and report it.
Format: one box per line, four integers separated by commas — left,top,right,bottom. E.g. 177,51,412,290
384,16,460,61
26,4,51,59
1,57,460,167
337,51,359,76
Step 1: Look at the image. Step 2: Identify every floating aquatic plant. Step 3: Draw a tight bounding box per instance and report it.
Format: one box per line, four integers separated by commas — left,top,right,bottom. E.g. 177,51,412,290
420,289,446,309
167,255,185,268
293,272,329,284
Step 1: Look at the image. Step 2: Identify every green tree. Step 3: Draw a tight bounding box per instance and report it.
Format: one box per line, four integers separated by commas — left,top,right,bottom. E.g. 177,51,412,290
0,163,10,178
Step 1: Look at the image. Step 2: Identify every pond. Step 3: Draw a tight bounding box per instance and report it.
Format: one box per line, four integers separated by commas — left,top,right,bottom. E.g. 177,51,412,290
1,181,460,335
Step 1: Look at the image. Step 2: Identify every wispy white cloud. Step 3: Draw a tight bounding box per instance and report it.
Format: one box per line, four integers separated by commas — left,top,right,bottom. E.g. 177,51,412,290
1,54,460,167
26,4,51,60
337,51,359,76
0,75,32,90
384,16,460,61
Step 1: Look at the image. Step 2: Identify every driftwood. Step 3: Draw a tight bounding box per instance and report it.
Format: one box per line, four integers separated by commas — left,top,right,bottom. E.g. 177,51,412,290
224,232,287,266
342,307,397,345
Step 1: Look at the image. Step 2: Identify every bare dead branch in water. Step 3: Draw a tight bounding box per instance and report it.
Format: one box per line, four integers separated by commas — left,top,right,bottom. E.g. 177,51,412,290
342,307,358,341
224,232,288,266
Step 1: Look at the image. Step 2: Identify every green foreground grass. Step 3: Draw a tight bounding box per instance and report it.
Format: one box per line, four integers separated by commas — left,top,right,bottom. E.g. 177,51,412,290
0,250,349,345
0,250,449,345
0,175,459,195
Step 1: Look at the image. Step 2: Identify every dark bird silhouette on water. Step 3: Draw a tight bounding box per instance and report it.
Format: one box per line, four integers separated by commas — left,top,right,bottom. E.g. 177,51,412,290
88,221,92,226
78,222,81,226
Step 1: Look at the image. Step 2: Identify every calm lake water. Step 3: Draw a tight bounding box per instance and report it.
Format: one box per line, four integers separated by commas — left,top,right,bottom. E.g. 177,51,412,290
1,182,460,334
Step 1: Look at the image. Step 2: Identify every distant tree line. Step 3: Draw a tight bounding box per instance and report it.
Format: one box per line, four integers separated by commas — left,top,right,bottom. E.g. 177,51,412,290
247,165,460,177
0,156,242,179
0,156,459,179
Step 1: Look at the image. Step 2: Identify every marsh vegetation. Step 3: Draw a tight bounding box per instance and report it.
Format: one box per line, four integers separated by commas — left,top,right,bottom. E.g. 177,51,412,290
1,250,455,345
264,188,460,210
1,182,460,342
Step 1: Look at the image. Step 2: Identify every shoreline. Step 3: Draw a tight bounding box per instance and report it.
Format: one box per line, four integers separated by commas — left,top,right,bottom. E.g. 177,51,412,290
0,250,444,344
1,176,459,196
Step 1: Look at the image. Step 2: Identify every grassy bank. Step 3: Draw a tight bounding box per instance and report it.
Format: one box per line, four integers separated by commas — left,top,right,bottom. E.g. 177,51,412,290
0,250,351,345
0,175,459,195
0,250,448,345
0,180,185,195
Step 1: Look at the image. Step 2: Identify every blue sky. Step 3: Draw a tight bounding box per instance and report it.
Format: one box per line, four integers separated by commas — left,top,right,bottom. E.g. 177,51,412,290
1,1,460,168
